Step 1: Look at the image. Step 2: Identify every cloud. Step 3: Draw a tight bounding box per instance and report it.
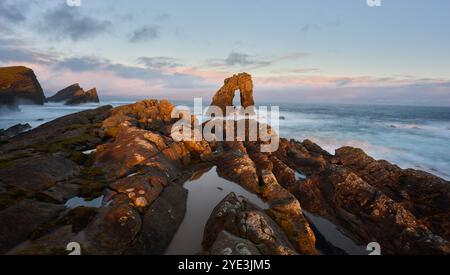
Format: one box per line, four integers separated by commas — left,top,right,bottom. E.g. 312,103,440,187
300,24,321,33
52,55,207,90
103,63,207,89
0,0,26,23
137,57,181,69
225,52,254,66
299,17,341,34
0,25,12,35
271,68,320,74
40,4,111,41
0,38,56,65
278,52,310,60
130,25,160,43
207,52,272,70
208,51,309,70
252,78,450,106
54,57,106,72
225,52,272,68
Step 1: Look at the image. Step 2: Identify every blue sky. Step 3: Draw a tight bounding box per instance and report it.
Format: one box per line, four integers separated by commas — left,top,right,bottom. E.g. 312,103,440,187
1,0,449,105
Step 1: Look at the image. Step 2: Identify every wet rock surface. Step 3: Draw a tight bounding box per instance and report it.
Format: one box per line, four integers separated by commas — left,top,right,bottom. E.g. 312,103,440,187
0,72,448,255
274,139,450,254
0,200,65,254
333,147,450,241
0,123,32,141
125,183,188,255
203,193,297,255
208,230,262,255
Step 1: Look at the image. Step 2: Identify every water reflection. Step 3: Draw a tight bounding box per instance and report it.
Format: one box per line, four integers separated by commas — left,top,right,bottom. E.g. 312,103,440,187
165,166,268,255
65,195,104,209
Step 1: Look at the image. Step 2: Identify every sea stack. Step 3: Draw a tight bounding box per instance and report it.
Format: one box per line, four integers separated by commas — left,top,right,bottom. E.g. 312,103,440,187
47,84,100,105
209,72,255,114
0,66,46,109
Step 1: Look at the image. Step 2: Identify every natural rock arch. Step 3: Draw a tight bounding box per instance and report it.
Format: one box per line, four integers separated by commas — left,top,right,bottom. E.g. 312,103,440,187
209,72,255,114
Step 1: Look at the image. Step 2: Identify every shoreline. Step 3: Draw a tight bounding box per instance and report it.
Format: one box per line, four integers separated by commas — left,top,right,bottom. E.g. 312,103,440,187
2,101,450,181
1,97,448,255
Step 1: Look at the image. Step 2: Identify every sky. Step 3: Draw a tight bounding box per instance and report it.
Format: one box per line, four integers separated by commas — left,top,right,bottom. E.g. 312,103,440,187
0,0,450,106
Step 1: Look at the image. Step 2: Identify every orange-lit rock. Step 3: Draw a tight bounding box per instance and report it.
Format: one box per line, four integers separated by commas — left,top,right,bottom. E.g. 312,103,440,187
210,72,254,114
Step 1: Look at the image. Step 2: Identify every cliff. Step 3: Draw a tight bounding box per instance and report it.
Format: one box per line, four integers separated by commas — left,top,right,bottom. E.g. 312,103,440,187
0,66,46,108
47,84,100,105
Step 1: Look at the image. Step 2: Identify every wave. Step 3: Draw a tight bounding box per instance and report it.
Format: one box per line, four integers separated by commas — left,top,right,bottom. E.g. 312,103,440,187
1,102,449,180
388,123,423,130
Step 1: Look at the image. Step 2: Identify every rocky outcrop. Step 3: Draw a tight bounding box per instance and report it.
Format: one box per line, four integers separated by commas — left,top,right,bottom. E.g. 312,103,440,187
47,84,100,105
124,183,188,255
0,98,211,255
299,166,449,255
0,72,448,255
0,66,46,109
333,147,450,241
0,200,65,254
203,193,298,255
0,123,32,141
207,230,262,255
212,126,317,254
209,72,254,114
270,138,449,254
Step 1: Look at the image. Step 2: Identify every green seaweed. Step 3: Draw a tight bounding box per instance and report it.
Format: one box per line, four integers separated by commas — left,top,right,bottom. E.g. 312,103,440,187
32,134,94,153
59,206,99,233
78,181,105,199
77,167,107,198
79,167,104,179
0,152,34,169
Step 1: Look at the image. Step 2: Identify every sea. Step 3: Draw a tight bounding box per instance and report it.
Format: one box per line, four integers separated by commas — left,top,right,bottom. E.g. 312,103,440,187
1,100,449,180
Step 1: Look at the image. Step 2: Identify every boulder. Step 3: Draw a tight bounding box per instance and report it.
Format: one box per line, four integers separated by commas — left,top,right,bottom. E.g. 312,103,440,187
208,230,261,255
109,175,165,210
299,165,449,255
7,225,75,255
216,142,260,194
95,125,190,180
259,170,317,255
102,99,176,137
0,66,45,108
0,154,80,192
95,126,168,179
0,105,111,154
203,193,298,255
47,84,100,105
334,147,450,240
0,200,65,254
74,204,142,255
125,183,188,255
0,123,31,141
